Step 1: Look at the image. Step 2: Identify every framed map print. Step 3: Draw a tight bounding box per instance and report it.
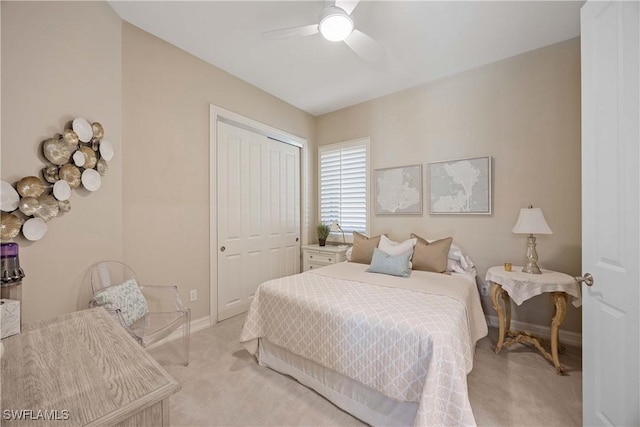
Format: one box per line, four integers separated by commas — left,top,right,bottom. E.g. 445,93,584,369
428,156,492,214
374,164,422,215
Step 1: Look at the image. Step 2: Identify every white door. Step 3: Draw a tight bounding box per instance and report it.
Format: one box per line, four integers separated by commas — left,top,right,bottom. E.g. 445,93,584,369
217,121,300,321
581,1,639,425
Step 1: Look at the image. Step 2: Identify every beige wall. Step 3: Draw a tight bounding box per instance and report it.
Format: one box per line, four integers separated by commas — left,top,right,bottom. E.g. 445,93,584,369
1,1,123,323
121,24,316,321
316,38,582,333
0,2,314,325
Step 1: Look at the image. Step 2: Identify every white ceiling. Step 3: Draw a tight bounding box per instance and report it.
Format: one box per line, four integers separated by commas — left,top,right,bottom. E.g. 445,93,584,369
109,1,583,116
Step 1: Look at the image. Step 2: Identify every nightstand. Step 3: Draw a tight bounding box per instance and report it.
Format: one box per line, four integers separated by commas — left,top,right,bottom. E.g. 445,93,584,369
302,244,349,272
485,266,582,375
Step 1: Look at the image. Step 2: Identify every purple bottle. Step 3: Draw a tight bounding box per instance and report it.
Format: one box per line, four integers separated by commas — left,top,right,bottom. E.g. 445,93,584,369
1,242,25,300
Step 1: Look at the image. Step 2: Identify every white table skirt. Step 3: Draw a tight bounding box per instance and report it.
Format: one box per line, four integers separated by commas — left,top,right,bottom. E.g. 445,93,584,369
485,266,582,307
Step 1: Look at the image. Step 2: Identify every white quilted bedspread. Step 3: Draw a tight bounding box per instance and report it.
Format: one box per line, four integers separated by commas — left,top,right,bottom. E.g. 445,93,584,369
240,262,487,426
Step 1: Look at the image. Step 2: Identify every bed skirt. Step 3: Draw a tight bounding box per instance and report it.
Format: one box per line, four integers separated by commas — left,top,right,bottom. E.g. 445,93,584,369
258,338,418,427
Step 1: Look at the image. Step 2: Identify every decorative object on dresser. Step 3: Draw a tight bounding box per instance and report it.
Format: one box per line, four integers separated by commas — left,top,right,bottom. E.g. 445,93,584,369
316,223,330,246
88,260,191,366
1,308,180,425
512,205,553,274
0,117,114,242
428,155,491,214
374,164,422,215
485,265,581,375
302,244,348,272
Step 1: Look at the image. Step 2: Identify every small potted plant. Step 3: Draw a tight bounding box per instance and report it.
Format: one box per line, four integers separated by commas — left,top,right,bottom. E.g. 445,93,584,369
316,223,330,246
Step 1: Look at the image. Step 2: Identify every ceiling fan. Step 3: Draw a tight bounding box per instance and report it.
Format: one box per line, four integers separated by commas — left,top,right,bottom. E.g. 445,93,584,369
262,0,384,63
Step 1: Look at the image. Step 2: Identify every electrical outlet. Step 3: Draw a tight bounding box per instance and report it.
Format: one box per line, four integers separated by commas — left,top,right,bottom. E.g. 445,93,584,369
189,290,197,302
479,282,490,297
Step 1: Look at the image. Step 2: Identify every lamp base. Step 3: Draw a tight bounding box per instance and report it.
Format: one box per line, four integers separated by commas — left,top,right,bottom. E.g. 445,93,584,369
522,234,543,274
521,262,542,274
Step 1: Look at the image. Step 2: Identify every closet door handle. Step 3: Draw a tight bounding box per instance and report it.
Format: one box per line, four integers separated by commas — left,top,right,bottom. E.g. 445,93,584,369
220,246,226,252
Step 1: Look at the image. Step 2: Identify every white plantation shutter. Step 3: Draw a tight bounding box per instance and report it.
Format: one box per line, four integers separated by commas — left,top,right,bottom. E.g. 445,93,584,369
319,138,369,234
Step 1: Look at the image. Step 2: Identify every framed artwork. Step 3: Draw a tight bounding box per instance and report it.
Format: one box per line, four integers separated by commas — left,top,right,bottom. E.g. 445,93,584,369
428,155,492,215
374,164,422,215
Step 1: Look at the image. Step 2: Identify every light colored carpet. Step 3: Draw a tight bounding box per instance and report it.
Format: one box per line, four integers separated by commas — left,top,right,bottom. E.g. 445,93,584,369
149,314,581,426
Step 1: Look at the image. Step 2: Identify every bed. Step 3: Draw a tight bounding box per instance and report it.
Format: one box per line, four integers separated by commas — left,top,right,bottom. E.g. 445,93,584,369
240,252,487,426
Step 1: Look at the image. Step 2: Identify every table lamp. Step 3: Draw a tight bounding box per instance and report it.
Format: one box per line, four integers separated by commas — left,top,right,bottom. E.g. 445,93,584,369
512,205,552,274
330,220,346,245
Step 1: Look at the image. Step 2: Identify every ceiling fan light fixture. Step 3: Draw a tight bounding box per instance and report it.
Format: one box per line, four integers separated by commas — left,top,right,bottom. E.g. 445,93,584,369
318,6,354,42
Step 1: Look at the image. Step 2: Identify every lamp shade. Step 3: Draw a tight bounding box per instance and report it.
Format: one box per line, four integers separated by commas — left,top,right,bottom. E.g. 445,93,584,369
512,207,553,234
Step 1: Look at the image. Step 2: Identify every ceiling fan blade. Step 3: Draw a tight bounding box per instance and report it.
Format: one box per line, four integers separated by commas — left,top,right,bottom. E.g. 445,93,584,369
343,29,385,63
335,0,360,16
262,24,319,40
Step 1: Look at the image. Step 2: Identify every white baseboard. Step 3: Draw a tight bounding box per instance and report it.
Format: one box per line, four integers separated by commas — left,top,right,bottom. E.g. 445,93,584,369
485,315,582,348
146,315,213,350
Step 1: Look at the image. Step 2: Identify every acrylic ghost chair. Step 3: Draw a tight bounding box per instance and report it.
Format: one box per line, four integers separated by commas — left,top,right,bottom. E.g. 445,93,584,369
88,260,190,366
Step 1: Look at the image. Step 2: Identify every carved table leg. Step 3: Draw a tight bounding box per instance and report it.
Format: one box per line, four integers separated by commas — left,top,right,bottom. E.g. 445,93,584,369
550,292,568,375
503,289,511,332
490,283,510,353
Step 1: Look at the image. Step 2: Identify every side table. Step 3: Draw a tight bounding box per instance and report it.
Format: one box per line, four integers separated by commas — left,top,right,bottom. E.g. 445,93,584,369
302,244,349,272
485,266,581,375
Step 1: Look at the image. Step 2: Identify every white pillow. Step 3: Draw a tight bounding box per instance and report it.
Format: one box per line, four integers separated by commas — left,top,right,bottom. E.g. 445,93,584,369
448,243,474,272
378,235,417,257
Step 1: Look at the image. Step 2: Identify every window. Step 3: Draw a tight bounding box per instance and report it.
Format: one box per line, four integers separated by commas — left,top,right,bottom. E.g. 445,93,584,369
318,137,370,237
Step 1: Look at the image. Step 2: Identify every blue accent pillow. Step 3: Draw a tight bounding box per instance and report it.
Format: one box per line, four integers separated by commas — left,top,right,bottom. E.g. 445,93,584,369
366,248,412,278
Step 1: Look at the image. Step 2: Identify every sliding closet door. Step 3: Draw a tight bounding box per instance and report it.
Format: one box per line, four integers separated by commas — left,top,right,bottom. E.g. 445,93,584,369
217,121,300,321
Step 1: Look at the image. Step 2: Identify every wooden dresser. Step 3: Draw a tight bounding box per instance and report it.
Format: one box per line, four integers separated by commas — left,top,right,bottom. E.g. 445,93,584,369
0,307,180,426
